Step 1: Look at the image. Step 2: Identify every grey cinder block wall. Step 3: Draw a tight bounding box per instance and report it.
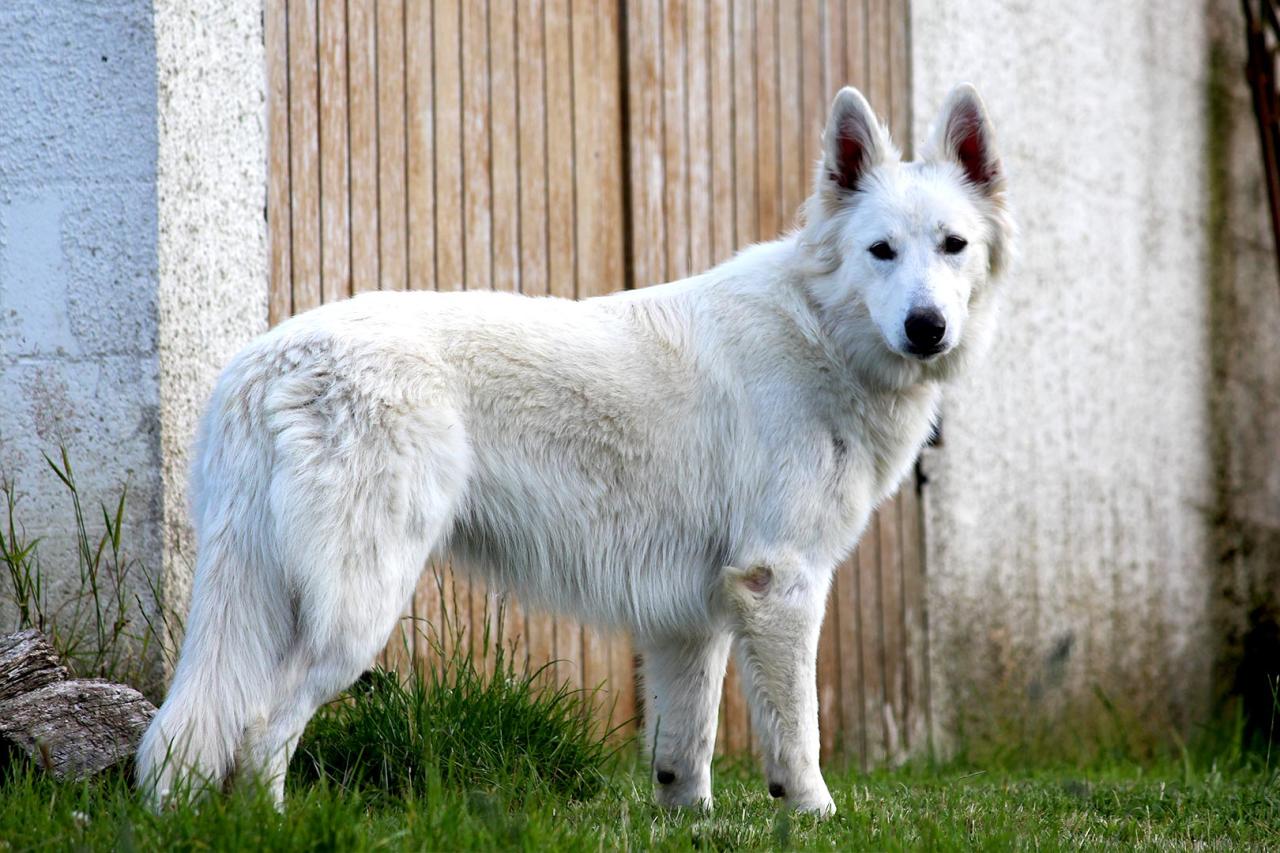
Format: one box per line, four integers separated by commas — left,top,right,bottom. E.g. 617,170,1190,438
0,0,267,673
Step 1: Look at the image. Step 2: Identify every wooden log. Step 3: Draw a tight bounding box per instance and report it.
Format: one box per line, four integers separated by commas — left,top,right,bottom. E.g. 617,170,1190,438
0,629,68,703
0,630,156,780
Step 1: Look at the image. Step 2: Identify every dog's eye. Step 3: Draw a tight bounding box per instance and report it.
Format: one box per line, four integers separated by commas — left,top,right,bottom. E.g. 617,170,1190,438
868,241,896,261
943,235,968,255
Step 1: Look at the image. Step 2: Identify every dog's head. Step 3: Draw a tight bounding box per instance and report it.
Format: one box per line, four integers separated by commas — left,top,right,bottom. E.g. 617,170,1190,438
802,84,1014,387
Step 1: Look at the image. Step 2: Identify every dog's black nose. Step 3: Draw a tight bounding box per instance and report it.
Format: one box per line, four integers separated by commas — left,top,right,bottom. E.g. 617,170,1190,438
904,307,947,353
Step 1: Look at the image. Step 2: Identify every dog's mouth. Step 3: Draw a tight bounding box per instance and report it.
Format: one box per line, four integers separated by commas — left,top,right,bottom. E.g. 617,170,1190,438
904,342,949,361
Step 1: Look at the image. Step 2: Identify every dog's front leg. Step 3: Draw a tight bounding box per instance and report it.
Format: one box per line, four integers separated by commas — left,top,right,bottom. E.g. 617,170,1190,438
725,558,835,817
639,632,733,811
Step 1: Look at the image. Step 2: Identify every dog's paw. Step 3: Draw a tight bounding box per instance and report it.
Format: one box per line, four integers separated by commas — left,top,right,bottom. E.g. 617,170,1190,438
785,788,836,818
653,770,713,813
654,788,714,813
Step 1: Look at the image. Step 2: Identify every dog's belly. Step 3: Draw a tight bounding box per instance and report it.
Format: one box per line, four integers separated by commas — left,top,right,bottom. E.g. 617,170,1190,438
445,474,727,636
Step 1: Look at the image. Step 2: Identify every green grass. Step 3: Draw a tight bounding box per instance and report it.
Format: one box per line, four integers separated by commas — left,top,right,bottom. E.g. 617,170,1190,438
2,643,1277,852
2,452,1278,849
1,749,1277,851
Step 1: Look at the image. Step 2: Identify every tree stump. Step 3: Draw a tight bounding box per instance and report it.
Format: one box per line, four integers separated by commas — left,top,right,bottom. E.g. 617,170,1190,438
0,629,157,780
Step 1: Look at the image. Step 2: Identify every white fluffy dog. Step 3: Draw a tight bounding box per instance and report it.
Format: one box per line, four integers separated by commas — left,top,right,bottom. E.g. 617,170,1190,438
138,84,1012,816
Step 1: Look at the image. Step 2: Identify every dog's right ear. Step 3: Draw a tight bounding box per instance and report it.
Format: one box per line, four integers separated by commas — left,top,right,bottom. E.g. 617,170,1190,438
820,87,892,195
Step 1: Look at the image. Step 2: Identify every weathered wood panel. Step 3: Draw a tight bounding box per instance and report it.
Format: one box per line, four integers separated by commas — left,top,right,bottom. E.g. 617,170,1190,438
266,0,920,764
622,0,921,767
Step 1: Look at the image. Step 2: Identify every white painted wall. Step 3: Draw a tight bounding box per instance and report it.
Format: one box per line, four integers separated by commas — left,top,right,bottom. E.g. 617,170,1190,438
0,1,162,617
910,0,1278,746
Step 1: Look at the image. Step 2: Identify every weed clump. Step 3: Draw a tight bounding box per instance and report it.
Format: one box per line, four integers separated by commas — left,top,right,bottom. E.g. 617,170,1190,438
293,611,617,803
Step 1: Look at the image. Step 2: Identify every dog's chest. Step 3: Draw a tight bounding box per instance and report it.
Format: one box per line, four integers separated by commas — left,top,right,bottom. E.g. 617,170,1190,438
789,385,938,552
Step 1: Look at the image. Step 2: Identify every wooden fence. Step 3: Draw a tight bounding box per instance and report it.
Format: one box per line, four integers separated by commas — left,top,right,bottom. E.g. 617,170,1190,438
266,0,925,767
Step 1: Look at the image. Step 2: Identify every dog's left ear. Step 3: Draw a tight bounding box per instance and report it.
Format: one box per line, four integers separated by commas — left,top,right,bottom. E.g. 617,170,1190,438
923,84,1003,197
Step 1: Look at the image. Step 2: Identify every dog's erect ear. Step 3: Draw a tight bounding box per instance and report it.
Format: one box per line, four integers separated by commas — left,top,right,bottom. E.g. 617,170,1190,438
924,84,1003,196
821,87,890,194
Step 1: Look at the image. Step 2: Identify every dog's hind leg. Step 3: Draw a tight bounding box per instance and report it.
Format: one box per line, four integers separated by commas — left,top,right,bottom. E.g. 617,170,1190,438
236,509,459,806
235,405,471,806
639,632,732,811
725,557,835,817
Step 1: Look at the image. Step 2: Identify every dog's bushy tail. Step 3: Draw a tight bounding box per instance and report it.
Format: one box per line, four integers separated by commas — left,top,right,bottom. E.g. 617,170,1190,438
136,366,292,807
135,532,289,806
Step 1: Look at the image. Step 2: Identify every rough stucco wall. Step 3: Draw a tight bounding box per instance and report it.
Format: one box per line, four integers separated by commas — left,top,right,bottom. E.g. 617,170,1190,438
153,0,269,641
0,1,162,624
1204,10,1280,734
912,1,1277,750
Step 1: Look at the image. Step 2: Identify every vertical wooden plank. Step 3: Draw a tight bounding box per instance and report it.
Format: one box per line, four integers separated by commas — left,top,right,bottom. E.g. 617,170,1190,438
266,0,292,326
545,0,578,682
515,0,558,689
859,521,887,765
462,0,492,295
406,0,439,664
707,0,734,265
581,622,611,724
627,0,665,289
483,0,524,679
439,561,464,666
754,0,780,240
686,0,712,274
517,0,549,297
823,0,846,97
376,0,410,674
818,574,842,763
845,0,868,93
571,0,629,725
490,0,519,293
572,0,625,299
413,562,440,670
731,0,756,250
450,0,499,672
865,0,890,129
776,0,803,229
319,0,351,303
601,0,637,731
800,0,824,194
888,0,911,156
661,0,690,282
719,0,755,757
900,473,931,752
434,0,464,292
377,0,408,292
838,548,866,767
348,0,380,294
288,0,321,313
406,0,435,293
544,0,576,302
878,495,905,762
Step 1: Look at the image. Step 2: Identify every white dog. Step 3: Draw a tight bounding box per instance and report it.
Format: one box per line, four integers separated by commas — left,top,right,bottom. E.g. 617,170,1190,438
138,84,1012,816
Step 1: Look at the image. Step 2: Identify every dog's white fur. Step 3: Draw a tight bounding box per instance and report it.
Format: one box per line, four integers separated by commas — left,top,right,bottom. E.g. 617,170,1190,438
137,84,1012,816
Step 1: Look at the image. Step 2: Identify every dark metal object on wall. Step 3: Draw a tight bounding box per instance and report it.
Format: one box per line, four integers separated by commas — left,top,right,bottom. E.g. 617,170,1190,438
1243,0,1280,281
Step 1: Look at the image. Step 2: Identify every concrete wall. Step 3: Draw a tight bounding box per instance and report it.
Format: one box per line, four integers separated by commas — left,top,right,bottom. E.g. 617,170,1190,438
911,0,1279,750
0,1,267,679
0,1,162,623
153,0,269,649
